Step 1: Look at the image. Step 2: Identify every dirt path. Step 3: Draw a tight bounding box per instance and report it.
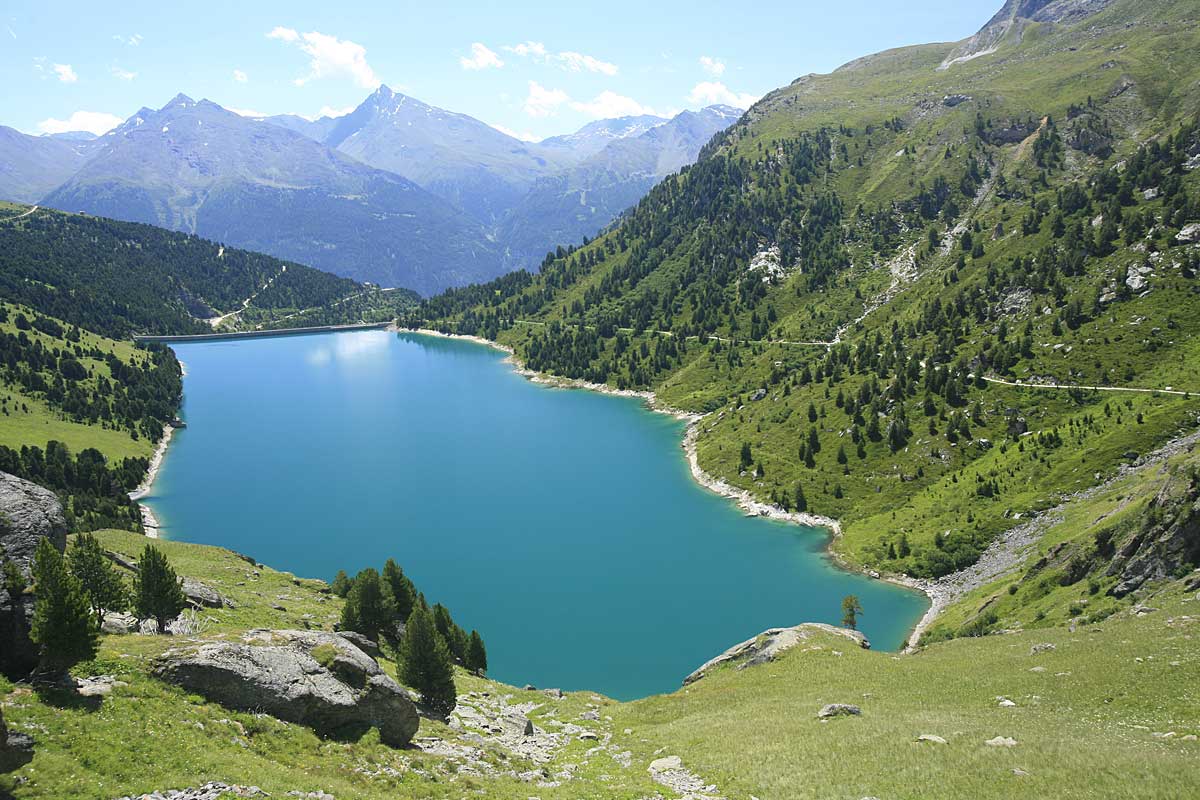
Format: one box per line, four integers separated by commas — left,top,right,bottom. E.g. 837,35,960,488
206,266,286,329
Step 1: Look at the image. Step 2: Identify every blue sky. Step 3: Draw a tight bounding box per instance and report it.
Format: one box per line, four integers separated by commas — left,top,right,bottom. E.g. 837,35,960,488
4,0,1001,140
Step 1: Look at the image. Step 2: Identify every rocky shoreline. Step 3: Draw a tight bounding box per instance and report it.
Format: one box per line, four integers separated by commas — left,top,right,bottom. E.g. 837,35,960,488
128,423,179,539
396,326,941,647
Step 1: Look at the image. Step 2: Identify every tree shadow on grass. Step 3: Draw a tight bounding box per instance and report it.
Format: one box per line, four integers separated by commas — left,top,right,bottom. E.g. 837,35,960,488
32,684,102,712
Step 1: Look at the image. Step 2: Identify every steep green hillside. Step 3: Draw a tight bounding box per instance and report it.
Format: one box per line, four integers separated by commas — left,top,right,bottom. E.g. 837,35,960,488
416,0,1200,600
0,203,417,339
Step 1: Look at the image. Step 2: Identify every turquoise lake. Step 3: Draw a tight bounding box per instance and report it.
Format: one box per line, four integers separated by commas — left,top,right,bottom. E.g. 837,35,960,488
146,330,927,699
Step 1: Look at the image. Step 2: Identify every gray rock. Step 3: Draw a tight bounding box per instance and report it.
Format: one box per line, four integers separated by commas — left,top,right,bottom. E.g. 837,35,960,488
0,472,68,678
818,703,862,719
542,687,564,699
75,675,127,697
102,611,138,635
336,630,381,659
0,471,68,575
1177,223,1200,244
943,94,972,107
152,629,418,747
1029,643,1056,655
917,734,947,744
181,577,229,609
985,735,1018,747
0,706,34,773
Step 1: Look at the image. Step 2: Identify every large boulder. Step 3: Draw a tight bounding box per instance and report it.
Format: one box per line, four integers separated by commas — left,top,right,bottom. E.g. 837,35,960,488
152,629,418,747
0,472,68,678
0,471,68,575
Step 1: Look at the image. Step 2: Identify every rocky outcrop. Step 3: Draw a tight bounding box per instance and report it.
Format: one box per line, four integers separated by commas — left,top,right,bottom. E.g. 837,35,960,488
683,623,869,685
0,706,34,774
939,0,1115,70
1108,472,1200,597
0,471,68,574
0,472,69,678
152,629,418,747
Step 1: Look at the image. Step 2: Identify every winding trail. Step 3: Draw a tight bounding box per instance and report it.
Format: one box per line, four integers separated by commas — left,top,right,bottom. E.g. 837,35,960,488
975,374,1195,397
206,266,287,329
11,204,39,220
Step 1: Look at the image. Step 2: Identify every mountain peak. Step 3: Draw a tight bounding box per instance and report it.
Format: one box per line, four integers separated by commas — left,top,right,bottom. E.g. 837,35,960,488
163,93,196,110
374,84,395,98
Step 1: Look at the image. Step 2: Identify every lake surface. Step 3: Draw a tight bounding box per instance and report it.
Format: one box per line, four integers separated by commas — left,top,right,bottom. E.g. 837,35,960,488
146,330,926,699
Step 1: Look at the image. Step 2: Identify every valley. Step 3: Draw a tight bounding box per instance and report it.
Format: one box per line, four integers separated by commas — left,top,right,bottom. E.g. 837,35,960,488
2,0,1199,797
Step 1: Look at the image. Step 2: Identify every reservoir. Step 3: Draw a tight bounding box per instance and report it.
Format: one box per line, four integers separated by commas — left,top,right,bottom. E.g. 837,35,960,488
145,329,927,699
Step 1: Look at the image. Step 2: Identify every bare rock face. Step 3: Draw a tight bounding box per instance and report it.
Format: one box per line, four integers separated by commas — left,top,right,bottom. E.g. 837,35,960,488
1109,473,1200,597
0,471,69,678
940,0,1115,70
152,629,418,747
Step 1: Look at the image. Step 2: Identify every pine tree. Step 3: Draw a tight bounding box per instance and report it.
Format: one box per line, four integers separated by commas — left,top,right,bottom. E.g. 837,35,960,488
68,533,128,623
432,603,469,663
134,544,187,634
30,538,98,675
841,595,863,630
340,568,396,642
1,544,26,597
466,630,488,675
381,558,416,622
399,605,457,714
330,570,352,598
793,483,807,512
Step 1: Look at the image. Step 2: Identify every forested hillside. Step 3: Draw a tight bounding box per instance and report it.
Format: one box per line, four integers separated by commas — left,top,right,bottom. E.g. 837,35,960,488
0,203,417,338
416,0,1200,630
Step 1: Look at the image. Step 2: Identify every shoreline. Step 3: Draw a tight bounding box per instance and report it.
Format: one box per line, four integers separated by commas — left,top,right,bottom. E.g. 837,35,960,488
128,422,178,539
397,326,940,646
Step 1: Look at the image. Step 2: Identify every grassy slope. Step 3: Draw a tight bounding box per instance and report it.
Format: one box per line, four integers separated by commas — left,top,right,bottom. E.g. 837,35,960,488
0,301,154,461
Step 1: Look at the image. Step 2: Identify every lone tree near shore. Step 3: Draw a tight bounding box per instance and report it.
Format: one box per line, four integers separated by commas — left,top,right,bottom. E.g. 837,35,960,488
466,630,488,675
69,533,128,623
399,604,457,715
841,595,863,630
134,544,187,633
30,538,98,676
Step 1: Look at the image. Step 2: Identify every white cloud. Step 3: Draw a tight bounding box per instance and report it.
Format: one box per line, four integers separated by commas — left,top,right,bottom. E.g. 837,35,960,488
523,81,569,118
268,27,379,88
7,26,16,40
504,42,617,75
687,81,758,109
570,90,659,119
111,66,137,81
38,110,123,136
556,51,618,76
699,56,725,77
112,33,143,46
504,41,547,58
460,42,504,71
53,63,78,83
233,69,248,83
227,107,270,119
308,105,356,120
490,122,538,142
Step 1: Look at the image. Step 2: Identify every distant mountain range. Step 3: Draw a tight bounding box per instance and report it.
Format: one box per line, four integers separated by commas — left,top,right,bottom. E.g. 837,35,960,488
0,89,740,294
